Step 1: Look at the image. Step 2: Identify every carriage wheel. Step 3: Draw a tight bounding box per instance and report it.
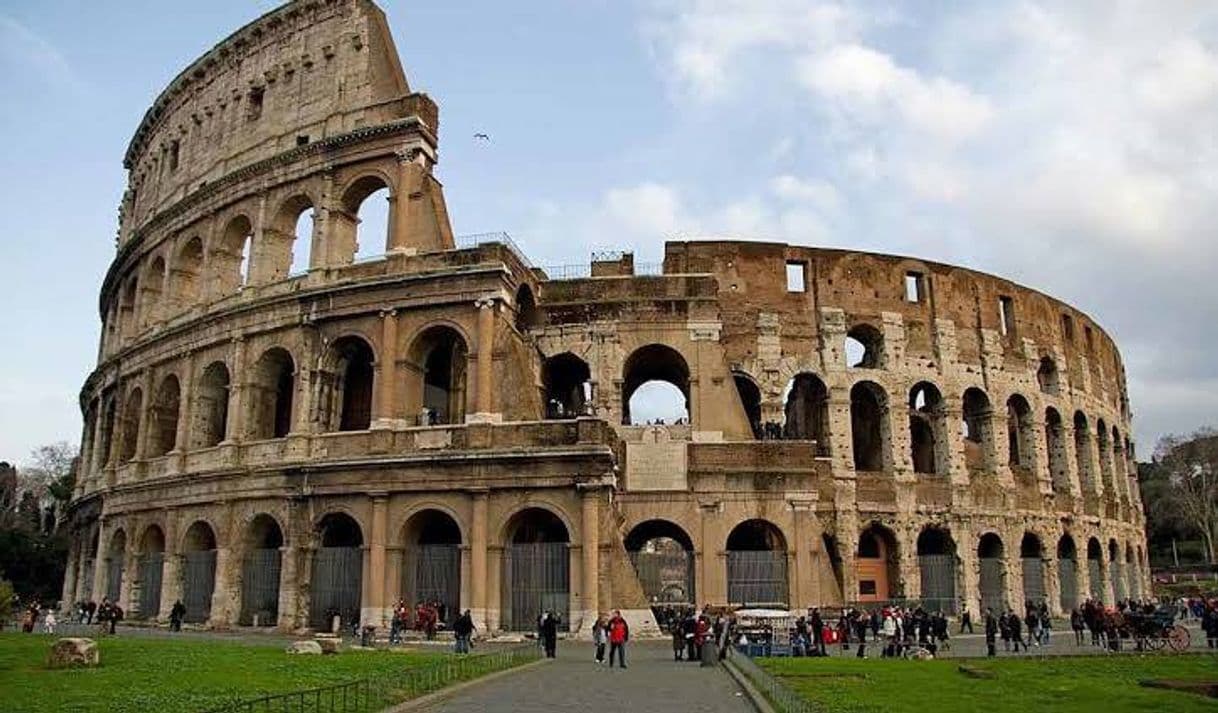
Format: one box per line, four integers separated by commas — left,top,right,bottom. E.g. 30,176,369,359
1167,625,1191,652
1144,634,1166,651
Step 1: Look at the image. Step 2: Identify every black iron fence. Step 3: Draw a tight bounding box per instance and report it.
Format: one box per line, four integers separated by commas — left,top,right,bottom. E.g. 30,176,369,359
201,643,540,713
729,652,819,713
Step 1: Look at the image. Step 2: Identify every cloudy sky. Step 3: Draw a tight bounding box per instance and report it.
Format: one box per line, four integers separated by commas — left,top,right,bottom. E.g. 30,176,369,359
1,0,1215,464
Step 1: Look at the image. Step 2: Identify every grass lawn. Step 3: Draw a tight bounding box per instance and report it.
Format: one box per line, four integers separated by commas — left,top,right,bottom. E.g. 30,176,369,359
0,632,446,712
760,654,1218,713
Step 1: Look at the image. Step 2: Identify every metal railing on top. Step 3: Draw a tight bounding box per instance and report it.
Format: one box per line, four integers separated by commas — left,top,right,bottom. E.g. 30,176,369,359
200,643,539,713
730,651,820,713
454,232,534,268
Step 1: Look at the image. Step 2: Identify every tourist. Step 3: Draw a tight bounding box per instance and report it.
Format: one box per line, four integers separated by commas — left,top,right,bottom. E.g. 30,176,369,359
1070,607,1085,645
693,615,710,662
999,611,1011,651
1202,601,1217,649
592,614,607,663
683,610,698,661
984,608,998,657
453,609,475,654
671,610,685,660
1009,610,1026,652
607,609,629,668
1038,602,1052,645
540,610,560,658
1025,607,1041,648
810,607,826,656
169,600,186,632
959,605,974,634
43,608,57,635
933,611,950,651
855,610,871,658
86,600,96,625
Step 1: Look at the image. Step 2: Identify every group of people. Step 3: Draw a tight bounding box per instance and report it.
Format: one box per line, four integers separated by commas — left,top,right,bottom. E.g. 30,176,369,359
986,603,1052,655
835,606,951,658
388,599,449,643
590,610,632,666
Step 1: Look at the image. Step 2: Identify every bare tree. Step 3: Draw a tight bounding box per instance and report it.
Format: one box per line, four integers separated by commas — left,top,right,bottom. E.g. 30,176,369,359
1152,428,1218,563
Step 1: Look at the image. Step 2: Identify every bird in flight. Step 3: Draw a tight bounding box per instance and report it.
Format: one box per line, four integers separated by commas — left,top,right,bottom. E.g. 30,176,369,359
473,133,490,142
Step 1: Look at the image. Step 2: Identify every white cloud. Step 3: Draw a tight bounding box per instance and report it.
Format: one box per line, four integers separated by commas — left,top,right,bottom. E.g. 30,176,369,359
770,174,840,213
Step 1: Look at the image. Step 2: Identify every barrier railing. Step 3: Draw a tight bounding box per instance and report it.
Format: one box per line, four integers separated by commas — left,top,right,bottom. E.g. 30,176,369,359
201,643,540,713
730,652,820,713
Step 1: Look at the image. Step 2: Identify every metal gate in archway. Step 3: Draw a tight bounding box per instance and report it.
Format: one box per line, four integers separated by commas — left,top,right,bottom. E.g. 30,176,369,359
979,557,1005,614
727,551,788,606
1112,562,1127,601
629,549,695,605
183,550,217,623
1087,560,1103,599
137,554,163,619
1059,559,1078,611
1021,557,1046,608
105,558,123,603
918,554,957,614
402,545,460,622
503,542,569,632
80,560,95,602
240,548,282,626
310,547,363,630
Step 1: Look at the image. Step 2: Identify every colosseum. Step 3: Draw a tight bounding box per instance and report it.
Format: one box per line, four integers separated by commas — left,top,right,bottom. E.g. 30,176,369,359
61,0,1149,635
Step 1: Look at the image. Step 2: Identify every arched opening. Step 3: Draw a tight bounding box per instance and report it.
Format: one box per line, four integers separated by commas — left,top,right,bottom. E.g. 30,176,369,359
181,521,218,624
212,215,254,294
916,527,957,614
141,257,166,327
502,508,570,632
401,510,462,624
784,373,829,447
725,519,789,606
733,372,763,440
1044,408,1069,492
1037,356,1060,395
856,524,899,603
342,177,391,262
272,194,314,277
1073,412,1096,492
240,514,283,627
1109,539,1126,601
1096,419,1113,494
410,327,468,425
1086,537,1104,601
1057,535,1078,611
1006,394,1035,472
625,520,696,609
248,348,295,440
172,237,204,310
845,324,883,368
514,284,539,333
149,375,180,456
977,533,1006,614
137,526,165,619
909,382,945,475
98,394,117,468
542,352,591,420
850,381,887,471
118,387,143,463
119,278,139,341
81,529,99,602
310,513,364,631
105,529,126,603
1111,427,1126,499
193,362,231,448
622,344,690,425
961,388,995,472
1020,533,1046,609
322,337,375,432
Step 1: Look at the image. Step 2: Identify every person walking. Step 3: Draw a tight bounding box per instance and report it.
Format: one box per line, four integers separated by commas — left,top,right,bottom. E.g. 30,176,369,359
592,615,607,664
43,608,57,635
984,608,998,657
607,610,629,668
999,611,1011,652
540,611,560,659
1070,607,1085,646
855,611,871,659
1009,610,1026,652
169,600,186,632
1025,607,1041,648
671,611,686,660
810,607,826,656
453,609,475,654
960,605,974,634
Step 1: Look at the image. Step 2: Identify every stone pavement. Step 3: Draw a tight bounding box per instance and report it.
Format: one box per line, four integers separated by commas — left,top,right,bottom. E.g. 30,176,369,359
424,641,754,713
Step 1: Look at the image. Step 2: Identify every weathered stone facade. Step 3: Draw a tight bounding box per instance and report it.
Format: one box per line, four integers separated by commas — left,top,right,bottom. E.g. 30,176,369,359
62,0,1148,635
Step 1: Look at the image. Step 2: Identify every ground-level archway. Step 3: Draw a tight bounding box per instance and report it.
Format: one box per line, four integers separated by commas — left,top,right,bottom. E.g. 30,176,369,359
1087,537,1104,600
136,526,165,619
1058,535,1079,611
917,527,957,614
725,519,788,607
401,509,462,624
181,521,218,623
310,513,364,631
855,524,899,604
502,508,570,632
240,515,283,627
624,520,696,607
1020,533,1046,609
105,529,127,604
977,533,1006,614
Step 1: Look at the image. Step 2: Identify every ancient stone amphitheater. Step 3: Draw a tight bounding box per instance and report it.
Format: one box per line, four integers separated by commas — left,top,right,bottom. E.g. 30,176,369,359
61,0,1148,634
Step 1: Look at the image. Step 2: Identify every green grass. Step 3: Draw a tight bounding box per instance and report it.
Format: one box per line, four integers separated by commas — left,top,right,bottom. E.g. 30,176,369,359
0,632,446,712
760,654,1218,713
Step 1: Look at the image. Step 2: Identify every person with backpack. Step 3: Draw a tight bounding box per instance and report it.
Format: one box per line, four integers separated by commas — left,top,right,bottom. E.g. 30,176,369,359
606,610,629,668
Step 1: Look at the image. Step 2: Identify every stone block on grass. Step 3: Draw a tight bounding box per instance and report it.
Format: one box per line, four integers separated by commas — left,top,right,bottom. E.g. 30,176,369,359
48,638,99,668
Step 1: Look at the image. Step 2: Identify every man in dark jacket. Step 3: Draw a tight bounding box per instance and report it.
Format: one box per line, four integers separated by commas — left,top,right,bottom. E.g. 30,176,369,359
169,600,186,632
810,607,826,656
540,611,560,658
453,609,475,654
984,608,998,657
607,610,630,668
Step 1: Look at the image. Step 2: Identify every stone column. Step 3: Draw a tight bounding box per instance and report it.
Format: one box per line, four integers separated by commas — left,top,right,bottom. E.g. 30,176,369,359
1044,554,1062,617
699,501,724,605
790,499,815,609
225,336,247,442
119,543,138,614
373,309,399,427
92,517,110,604
277,544,300,632
580,487,600,629
470,490,489,629
208,545,237,628
366,494,389,627
60,539,79,611
470,297,499,422
158,509,182,621
134,371,153,462
486,545,503,631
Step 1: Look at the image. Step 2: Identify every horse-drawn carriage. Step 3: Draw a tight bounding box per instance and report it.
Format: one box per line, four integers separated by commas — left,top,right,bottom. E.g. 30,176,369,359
1116,605,1190,652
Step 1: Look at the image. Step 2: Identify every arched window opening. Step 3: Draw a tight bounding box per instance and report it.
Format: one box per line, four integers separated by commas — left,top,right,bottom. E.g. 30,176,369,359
543,352,591,420
136,526,165,619
193,362,231,448
856,524,899,602
402,510,462,625
514,284,539,333
212,215,254,294
240,514,283,627
118,387,143,463
726,519,788,606
1020,533,1046,609
341,177,391,262
149,375,180,457
323,337,375,432
622,344,690,425
961,388,994,472
1037,356,1060,395
1086,537,1104,600
1045,408,1070,492
783,372,829,448
850,381,887,471
1096,419,1114,494
141,257,166,327
978,533,1006,614
503,508,570,632
1058,535,1079,611
410,327,468,426
181,521,218,623
909,382,945,475
845,324,883,368
1111,427,1126,498
1126,544,1141,600
1006,394,1034,471
98,394,117,468
248,348,295,440
173,237,204,310
625,520,696,610
311,513,364,630
734,372,763,440
269,195,314,278
119,278,139,341
917,527,958,614
1073,412,1096,492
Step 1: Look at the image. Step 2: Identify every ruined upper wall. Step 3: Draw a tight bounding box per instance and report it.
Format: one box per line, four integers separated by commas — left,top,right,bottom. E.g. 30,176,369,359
119,0,416,244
